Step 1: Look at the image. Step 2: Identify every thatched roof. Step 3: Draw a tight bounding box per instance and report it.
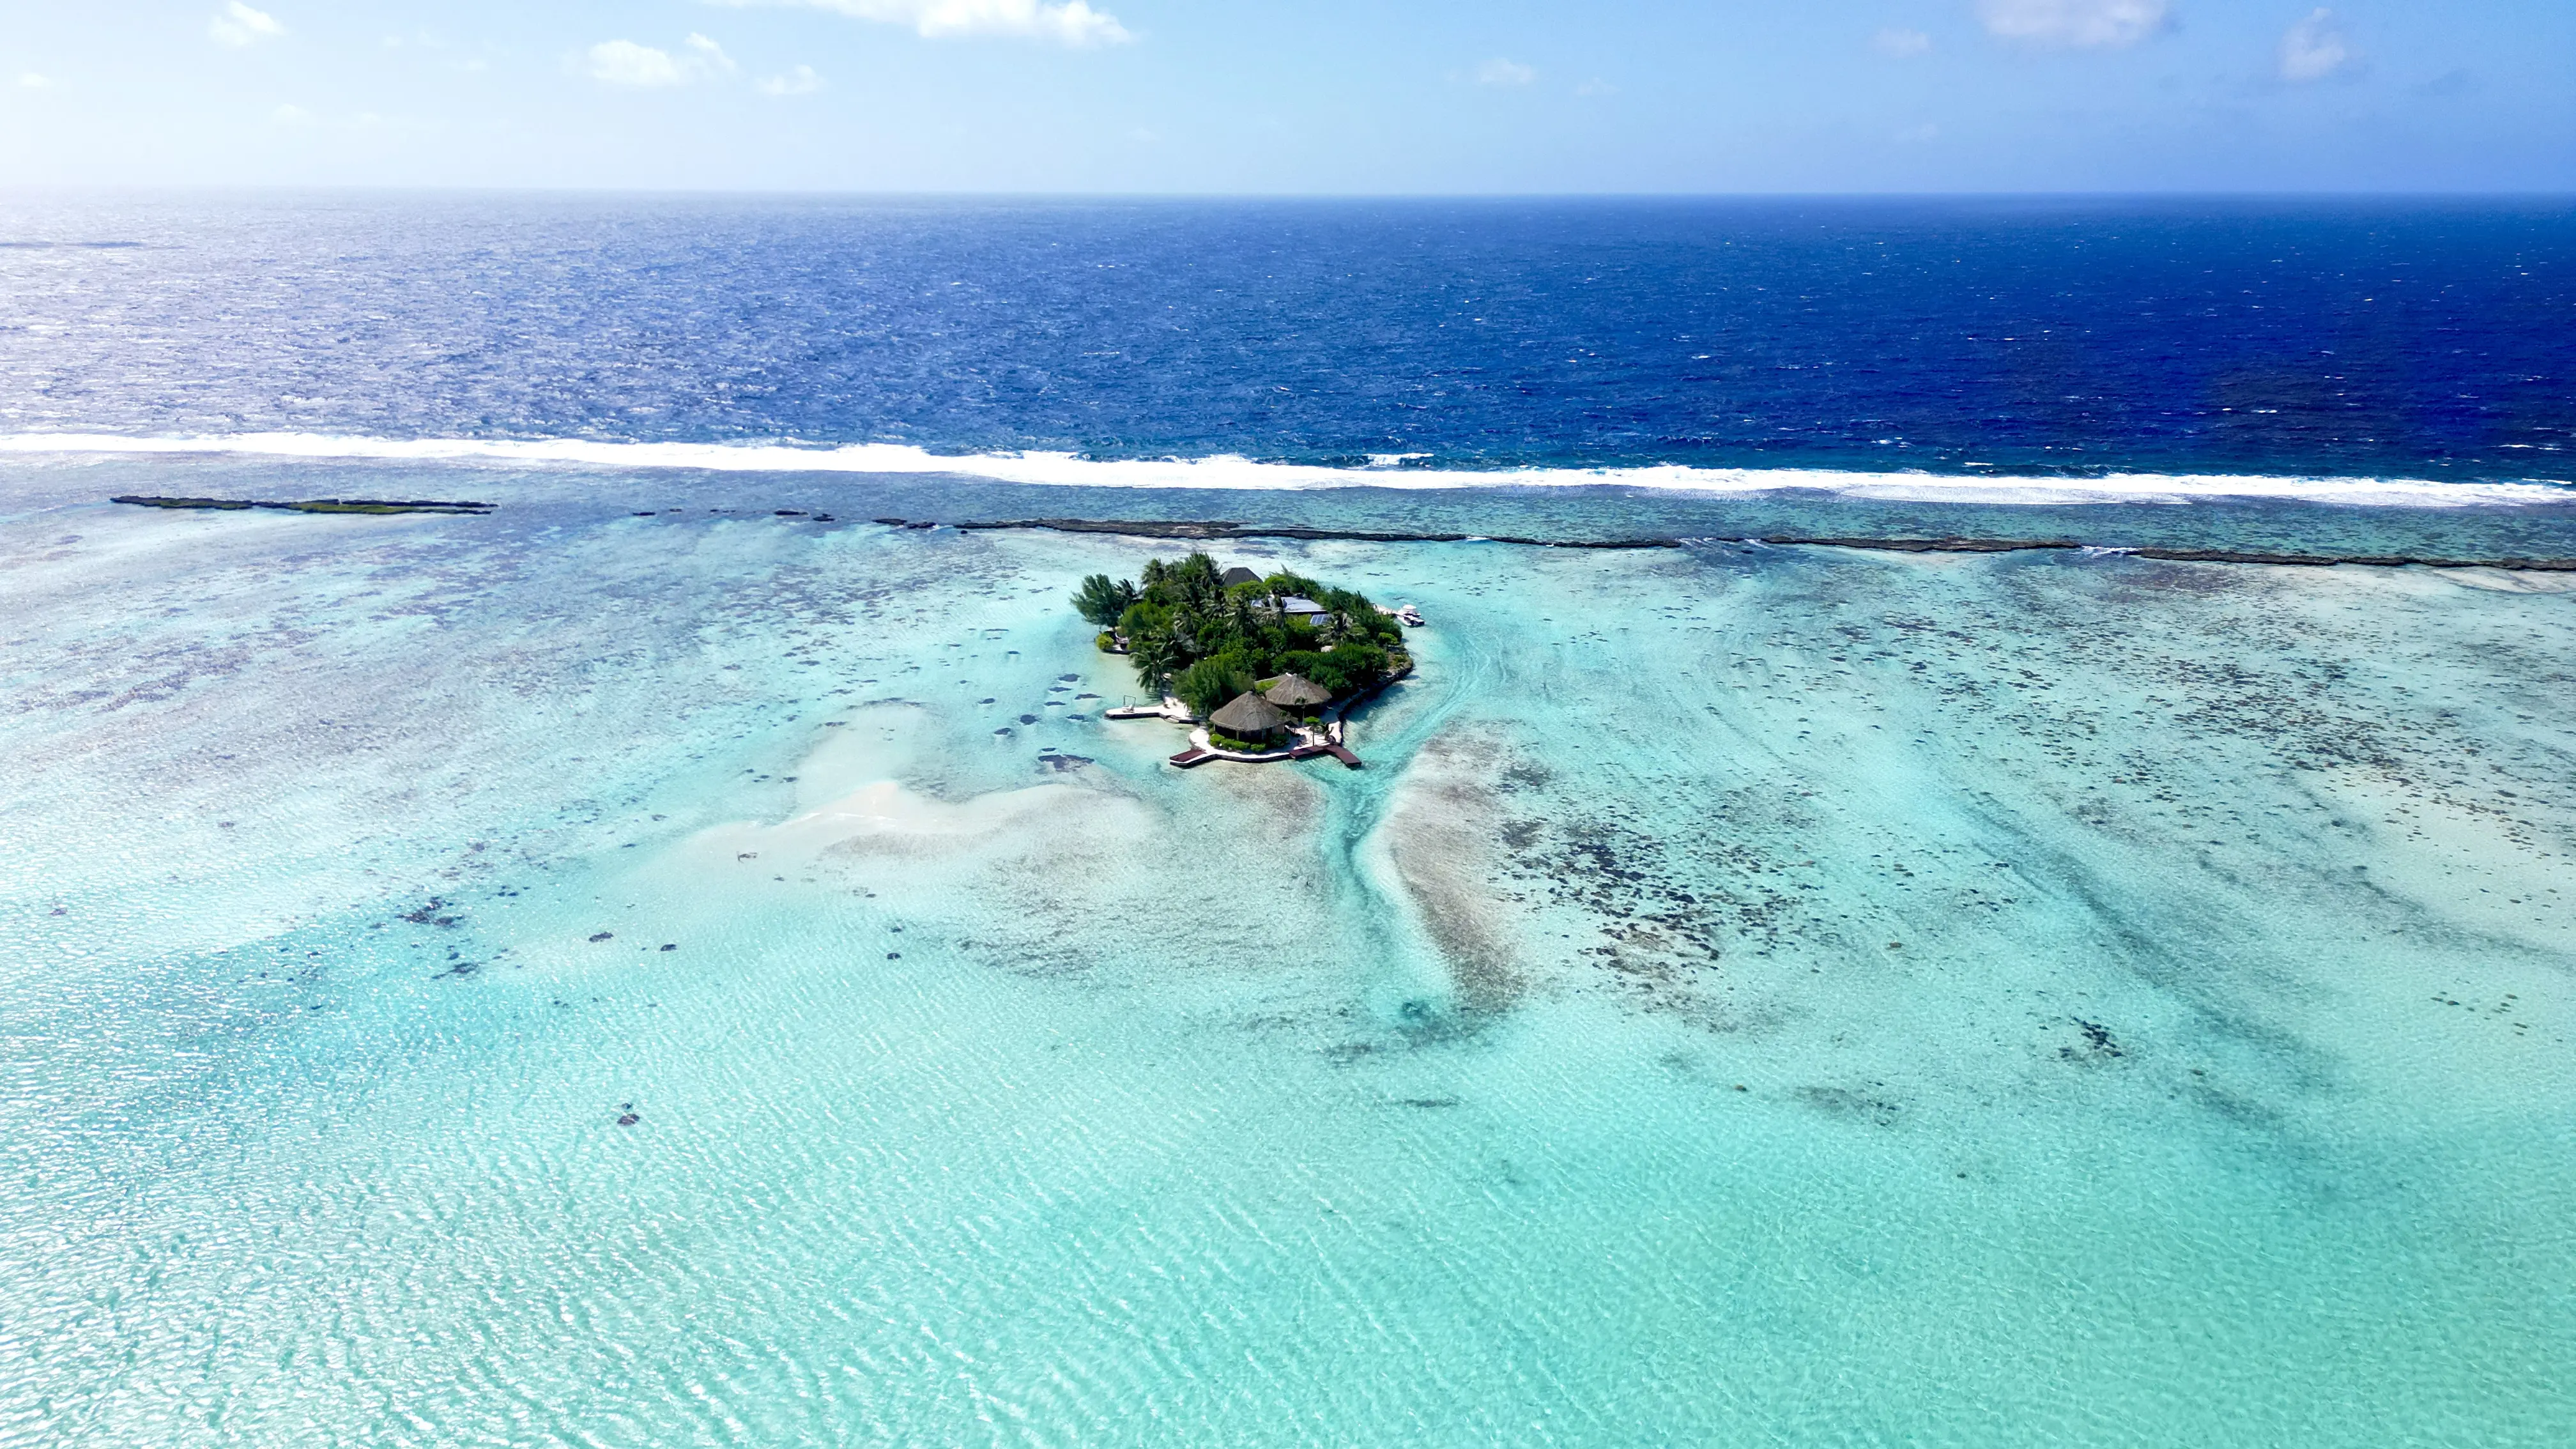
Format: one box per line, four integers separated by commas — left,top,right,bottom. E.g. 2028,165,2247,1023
1209,691,1288,735
1264,673,1333,707
1220,566,1261,588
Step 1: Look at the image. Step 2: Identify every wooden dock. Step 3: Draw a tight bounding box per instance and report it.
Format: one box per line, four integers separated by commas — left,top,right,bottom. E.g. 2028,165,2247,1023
1289,743,1363,769
1126,687,1372,770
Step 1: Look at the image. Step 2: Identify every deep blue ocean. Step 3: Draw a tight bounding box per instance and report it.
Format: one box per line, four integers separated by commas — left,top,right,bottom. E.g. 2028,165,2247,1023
3,194,2571,478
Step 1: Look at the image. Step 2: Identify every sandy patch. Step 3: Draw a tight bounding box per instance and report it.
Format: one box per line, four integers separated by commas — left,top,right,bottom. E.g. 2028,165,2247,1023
673,700,1154,879
1379,729,1526,1016
703,776,1100,865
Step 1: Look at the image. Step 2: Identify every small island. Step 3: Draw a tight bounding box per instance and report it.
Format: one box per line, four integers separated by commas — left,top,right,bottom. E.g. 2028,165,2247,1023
1072,553,1421,767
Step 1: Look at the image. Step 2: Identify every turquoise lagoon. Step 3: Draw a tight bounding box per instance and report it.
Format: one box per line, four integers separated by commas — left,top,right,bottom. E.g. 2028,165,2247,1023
4,462,2574,1447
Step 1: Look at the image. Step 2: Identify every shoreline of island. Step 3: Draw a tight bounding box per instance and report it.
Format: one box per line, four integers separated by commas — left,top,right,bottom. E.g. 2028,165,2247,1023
1071,553,1420,770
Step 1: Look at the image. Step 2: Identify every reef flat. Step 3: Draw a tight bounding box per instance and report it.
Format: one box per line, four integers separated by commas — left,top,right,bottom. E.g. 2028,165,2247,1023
905,515,2576,571
6,473,2573,1448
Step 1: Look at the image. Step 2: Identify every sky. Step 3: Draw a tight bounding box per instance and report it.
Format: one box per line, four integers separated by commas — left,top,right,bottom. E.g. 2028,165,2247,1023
2,1,2569,192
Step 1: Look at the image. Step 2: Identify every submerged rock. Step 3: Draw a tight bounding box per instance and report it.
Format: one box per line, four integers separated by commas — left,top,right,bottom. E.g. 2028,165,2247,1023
113,494,496,515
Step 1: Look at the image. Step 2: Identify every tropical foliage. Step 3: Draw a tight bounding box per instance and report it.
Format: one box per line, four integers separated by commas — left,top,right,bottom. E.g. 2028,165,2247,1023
1071,574,1140,629
1072,553,1409,717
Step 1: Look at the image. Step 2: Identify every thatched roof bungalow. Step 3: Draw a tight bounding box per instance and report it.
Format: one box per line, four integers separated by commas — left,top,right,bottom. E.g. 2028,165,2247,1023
1209,691,1289,739
1263,673,1333,709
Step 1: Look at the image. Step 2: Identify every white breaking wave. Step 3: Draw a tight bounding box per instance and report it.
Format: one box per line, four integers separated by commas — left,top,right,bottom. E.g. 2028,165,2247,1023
3,431,2568,509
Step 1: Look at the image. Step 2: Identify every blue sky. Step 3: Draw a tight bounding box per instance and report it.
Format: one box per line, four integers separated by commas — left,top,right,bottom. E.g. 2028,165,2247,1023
3,1,2569,192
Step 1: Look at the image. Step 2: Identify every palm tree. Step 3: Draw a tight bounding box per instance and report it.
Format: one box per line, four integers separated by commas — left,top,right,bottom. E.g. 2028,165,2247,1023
1071,574,1139,627
1126,632,1180,697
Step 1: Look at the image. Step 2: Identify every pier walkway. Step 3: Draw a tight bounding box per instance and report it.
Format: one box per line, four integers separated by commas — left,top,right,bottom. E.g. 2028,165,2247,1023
1112,668,1407,771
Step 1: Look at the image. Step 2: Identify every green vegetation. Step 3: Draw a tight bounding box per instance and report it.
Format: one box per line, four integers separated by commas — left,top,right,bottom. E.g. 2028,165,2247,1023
1073,553,1410,718
1072,574,1140,628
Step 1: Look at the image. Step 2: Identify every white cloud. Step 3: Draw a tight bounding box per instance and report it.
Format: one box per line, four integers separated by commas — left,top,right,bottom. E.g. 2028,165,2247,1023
18,72,55,89
1976,0,2169,50
270,102,312,124
583,40,685,86
757,63,824,96
210,3,284,48
711,0,1130,48
1874,27,1933,57
686,33,739,74
580,35,735,87
1476,57,1537,87
1573,77,1617,96
2279,9,2354,82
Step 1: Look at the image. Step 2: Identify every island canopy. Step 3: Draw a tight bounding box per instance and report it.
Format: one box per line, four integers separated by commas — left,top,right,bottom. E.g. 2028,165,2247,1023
1072,552,1411,719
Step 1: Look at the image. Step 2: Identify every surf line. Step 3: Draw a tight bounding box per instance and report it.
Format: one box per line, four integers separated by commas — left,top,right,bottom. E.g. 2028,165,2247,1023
904,517,2576,573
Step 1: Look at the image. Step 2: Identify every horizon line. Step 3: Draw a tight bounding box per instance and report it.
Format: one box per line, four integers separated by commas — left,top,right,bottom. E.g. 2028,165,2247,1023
6,183,2575,203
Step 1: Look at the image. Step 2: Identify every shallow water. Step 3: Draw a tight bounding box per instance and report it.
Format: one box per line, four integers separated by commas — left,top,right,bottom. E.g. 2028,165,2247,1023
4,465,2572,1446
